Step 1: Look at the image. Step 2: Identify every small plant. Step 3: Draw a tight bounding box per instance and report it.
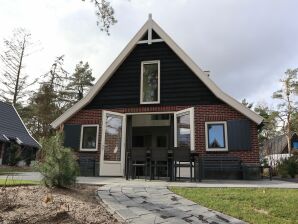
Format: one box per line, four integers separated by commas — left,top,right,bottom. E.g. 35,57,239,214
37,133,79,188
277,156,298,178
0,174,20,211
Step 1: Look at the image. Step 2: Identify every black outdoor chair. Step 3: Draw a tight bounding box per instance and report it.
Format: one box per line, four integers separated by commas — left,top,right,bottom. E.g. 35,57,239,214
150,148,169,180
172,147,193,181
129,147,150,180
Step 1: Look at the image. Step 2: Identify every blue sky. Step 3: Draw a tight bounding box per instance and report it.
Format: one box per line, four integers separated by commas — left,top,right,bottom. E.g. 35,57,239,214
0,0,297,108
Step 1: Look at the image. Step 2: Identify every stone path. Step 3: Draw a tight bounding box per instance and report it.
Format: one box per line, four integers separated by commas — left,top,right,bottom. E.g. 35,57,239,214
97,185,246,224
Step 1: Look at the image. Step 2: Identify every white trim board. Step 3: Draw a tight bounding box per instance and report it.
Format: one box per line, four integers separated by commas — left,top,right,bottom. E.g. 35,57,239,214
51,16,263,129
205,121,228,152
80,124,99,152
140,60,160,104
12,104,41,148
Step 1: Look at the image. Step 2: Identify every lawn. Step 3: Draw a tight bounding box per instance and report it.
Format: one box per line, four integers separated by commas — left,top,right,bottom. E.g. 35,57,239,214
0,179,39,186
171,187,298,224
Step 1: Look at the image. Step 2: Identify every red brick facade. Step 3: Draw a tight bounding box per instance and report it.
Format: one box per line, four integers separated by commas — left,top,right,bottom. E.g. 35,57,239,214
65,104,259,165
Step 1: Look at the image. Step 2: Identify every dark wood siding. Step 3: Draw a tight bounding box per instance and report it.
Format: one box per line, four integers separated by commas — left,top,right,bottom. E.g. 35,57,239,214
85,41,222,109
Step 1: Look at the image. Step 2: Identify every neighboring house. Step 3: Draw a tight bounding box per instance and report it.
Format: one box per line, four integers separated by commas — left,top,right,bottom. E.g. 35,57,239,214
261,133,298,166
51,16,263,178
0,101,40,166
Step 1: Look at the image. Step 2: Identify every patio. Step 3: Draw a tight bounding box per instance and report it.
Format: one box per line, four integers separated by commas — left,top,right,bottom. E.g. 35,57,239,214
1,172,297,189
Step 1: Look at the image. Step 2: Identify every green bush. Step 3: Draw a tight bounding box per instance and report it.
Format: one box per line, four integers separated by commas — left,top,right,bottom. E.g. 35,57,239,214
37,133,79,188
277,156,298,178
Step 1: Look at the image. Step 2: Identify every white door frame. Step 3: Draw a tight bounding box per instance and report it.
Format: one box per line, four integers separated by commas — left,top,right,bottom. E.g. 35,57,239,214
174,107,195,151
100,110,126,176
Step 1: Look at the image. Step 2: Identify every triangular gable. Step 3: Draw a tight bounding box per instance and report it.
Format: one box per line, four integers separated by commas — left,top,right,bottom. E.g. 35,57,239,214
51,16,263,128
0,101,40,148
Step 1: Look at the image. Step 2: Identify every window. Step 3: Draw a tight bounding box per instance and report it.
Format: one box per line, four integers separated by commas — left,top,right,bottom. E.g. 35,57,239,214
140,61,160,104
80,125,99,151
205,122,228,151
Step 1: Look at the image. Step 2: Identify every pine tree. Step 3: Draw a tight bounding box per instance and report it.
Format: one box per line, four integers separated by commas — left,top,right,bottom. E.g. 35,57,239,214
38,133,79,188
272,68,298,154
66,61,95,103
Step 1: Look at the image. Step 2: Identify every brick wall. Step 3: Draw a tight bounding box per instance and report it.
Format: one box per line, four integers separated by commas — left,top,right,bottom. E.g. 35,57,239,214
65,105,260,166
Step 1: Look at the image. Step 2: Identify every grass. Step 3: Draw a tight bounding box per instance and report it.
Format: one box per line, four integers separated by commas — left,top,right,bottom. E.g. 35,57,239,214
0,179,40,186
171,187,298,224
0,165,35,175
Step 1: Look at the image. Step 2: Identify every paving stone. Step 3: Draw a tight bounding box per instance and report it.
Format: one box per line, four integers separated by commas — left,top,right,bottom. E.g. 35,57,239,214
176,205,193,212
117,208,139,220
97,184,246,224
131,196,146,204
128,206,153,216
160,208,192,219
136,214,166,223
114,194,130,202
187,205,210,216
163,217,190,224
177,198,197,206
184,215,209,224
110,187,122,193
121,199,140,207
140,201,159,211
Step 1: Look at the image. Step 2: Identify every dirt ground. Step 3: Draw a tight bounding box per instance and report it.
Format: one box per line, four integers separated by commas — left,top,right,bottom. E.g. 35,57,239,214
0,184,122,224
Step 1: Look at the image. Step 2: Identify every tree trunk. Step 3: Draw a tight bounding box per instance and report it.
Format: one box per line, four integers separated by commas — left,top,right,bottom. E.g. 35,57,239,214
13,37,26,105
287,125,292,155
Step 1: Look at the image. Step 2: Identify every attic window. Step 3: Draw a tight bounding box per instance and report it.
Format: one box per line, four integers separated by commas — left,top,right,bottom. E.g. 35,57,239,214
140,61,160,104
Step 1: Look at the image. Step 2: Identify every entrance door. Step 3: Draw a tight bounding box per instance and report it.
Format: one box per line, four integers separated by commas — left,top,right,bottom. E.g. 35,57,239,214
174,108,195,151
100,111,126,176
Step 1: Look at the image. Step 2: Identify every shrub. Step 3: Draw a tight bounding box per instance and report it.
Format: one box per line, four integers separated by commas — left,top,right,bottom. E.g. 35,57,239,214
37,133,79,188
277,156,298,178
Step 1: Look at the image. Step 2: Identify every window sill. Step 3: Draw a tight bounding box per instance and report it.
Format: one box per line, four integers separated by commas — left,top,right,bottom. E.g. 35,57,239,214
140,101,160,104
79,149,98,152
206,148,228,152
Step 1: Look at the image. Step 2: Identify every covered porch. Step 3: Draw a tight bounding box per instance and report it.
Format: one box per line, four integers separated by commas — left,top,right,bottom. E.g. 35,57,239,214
100,110,199,180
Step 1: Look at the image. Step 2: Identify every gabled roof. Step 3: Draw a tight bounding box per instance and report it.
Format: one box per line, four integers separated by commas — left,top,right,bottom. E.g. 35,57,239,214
263,133,298,154
51,16,263,128
0,101,40,148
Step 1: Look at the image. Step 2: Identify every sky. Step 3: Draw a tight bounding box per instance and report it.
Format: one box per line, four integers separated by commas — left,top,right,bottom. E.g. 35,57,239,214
0,0,298,108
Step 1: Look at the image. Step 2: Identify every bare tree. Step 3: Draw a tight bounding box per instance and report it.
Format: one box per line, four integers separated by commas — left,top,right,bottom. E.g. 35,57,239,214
82,0,117,34
273,68,298,154
0,28,38,104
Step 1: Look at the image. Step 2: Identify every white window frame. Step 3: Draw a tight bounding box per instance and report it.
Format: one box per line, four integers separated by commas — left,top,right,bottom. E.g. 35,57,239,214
140,60,160,104
174,107,195,151
80,124,99,152
205,121,228,152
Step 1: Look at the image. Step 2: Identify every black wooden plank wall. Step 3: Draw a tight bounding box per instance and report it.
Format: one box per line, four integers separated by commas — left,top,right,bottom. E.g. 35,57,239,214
85,41,222,109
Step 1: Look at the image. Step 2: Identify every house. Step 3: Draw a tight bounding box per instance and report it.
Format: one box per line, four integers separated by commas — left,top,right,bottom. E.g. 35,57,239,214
261,133,298,166
0,101,40,166
51,15,263,178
